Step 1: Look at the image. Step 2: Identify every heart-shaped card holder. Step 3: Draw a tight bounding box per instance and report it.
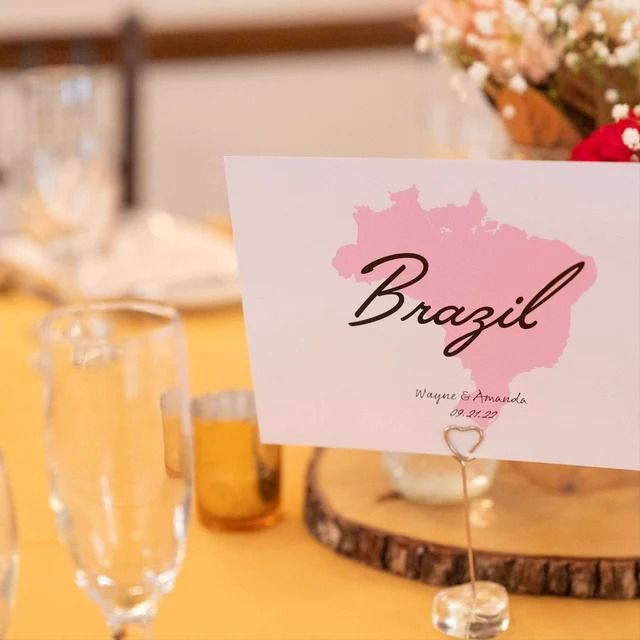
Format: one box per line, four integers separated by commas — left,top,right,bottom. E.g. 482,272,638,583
443,424,485,463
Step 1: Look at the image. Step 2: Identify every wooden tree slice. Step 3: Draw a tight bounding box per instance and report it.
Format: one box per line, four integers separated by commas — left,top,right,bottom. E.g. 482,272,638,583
304,449,640,599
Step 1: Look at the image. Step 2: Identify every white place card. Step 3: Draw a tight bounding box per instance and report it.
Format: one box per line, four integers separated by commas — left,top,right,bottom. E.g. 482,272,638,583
225,157,640,470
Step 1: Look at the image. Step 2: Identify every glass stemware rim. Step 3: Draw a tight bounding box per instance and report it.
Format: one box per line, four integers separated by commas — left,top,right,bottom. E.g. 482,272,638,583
18,64,92,86
192,389,256,422
38,299,181,348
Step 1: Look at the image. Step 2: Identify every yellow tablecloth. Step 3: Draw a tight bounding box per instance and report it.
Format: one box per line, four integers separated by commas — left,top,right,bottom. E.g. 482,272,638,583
1,291,639,640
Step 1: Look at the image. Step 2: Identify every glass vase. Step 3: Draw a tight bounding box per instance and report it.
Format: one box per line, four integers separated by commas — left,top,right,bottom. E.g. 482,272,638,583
383,452,498,505
383,57,507,505
417,56,511,160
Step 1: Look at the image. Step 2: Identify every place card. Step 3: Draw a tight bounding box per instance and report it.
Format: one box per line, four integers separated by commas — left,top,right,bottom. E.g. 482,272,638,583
225,158,640,470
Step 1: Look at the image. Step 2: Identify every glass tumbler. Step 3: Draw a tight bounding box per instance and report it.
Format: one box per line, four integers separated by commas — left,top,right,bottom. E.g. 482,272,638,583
193,391,281,530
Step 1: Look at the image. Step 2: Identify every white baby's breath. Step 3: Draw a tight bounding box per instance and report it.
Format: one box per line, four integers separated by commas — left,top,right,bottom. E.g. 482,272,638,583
619,20,633,43
591,40,610,59
607,54,619,67
560,4,580,25
509,74,528,94
622,127,640,150
466,33,481,47
522,14,538,33
633,105,640,118
501,58,516,74
594,20,607,34
589,11,603,24
473,11,498,36
612,103,630,121
605,89,620,104
539,7,558,32
610,0,638,12
614,41,640,65
501,104,516,120
529,0,543,14
564,51,580,69
428,16,446,35
414,33,431,53
467,61,490,86
504,0,528,29
445,26,462,42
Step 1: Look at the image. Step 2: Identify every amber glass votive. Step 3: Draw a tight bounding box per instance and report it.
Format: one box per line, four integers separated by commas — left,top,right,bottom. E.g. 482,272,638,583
192,391,281,530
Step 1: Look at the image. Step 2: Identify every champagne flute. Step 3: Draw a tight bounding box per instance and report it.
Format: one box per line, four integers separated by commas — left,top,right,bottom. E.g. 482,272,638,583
0,452,18,640
38,301,192,639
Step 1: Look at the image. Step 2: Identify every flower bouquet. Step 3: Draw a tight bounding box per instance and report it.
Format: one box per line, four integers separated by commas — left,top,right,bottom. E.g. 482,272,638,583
416,0,640,157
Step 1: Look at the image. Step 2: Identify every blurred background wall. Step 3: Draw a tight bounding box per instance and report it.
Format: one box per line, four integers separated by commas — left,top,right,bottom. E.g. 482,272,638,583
0,1,426,222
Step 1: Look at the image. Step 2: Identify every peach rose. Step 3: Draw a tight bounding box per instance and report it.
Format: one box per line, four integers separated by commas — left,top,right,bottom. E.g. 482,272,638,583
517,31,560,83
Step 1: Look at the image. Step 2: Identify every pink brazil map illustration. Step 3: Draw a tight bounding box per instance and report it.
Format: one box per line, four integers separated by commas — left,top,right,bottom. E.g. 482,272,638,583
332,186,597,428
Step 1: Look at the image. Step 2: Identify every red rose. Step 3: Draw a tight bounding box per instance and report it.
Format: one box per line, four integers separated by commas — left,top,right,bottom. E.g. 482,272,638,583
571,117,640,162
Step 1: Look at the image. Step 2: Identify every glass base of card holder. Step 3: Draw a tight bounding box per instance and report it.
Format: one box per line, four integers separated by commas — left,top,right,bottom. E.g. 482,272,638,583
432,426,509,639
432,582,509,639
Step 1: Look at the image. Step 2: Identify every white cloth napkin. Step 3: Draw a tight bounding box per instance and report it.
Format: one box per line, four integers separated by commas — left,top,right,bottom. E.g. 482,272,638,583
0,210,241,308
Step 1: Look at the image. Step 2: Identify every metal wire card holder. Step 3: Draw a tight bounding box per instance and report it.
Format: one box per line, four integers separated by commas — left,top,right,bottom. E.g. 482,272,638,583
432,426,510,639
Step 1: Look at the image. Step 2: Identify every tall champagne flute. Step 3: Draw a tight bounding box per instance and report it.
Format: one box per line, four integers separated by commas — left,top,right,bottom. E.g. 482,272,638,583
38,302,192,639
0,452,18,640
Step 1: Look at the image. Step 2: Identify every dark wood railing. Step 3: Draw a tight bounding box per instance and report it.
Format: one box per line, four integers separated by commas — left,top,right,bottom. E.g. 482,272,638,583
0,16,414,68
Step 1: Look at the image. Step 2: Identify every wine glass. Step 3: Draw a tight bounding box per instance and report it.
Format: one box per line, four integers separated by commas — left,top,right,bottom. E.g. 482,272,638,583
38,301,192,639
0,452,18,639
15,66,117,296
